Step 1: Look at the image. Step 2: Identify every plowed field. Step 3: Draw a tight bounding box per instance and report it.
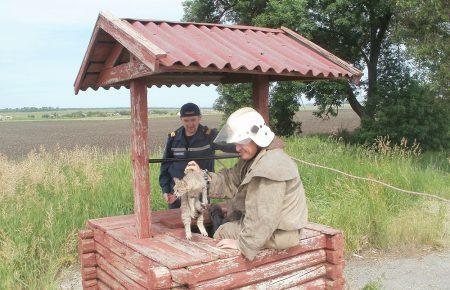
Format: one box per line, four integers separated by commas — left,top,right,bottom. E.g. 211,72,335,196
0,110,359,159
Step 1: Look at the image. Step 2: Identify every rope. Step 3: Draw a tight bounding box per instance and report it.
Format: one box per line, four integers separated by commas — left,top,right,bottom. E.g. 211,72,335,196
290,156,450,204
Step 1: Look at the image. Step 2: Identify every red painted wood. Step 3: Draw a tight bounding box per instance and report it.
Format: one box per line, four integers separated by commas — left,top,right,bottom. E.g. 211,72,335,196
79,229,94,239
74,25,100,94
326,249,344,265
326,277,345,290
183,234,326,284
94,229,155,271
241,264,327,289
287,277,326,289
98,12,165,71
97,59,153,87
252,75,270,123
153,234,217,262
104,43,124,69
80,239,95,254
81,253,97,268
81,267,97,281
97,267,125,290
96,241,150,288
325,262,345,281
326,233,344,251
108,227,205,269
91,43,114,62
306,223,342,236
97,280,113,290
82,279,97,288
194,250,326,289
130,78,151,239
96,254,146,290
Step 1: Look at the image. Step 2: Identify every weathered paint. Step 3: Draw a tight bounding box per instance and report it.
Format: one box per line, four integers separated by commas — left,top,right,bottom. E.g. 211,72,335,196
252,75,270,123
130,78,151,238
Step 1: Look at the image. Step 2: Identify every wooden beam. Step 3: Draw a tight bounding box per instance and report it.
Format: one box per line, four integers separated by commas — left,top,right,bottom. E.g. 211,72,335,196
103,43,124,69
281,26,362,77
74,26,101,94
130,78,151,239
97,58,154,87
252,75,270,123
98,11,166,71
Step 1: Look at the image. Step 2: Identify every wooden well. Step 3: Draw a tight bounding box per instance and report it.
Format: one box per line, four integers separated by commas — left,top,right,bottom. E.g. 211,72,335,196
75,11,360,289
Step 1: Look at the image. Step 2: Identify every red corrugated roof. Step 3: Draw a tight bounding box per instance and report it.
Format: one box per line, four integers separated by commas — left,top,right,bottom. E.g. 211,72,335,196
74,12,361,93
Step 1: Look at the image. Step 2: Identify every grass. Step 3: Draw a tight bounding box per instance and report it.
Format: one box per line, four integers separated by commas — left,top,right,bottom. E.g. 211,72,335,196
0,137,448,288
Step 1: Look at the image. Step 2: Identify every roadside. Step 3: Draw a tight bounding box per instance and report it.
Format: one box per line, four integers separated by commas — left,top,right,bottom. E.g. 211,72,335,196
59,248,450,289
345,247,450,289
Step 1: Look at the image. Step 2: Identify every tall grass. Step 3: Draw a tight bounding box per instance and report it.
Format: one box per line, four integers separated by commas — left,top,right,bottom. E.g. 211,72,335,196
0,137,448,288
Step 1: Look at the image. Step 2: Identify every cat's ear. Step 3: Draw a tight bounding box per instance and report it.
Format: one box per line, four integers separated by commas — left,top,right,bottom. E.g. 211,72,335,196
173,177,180,184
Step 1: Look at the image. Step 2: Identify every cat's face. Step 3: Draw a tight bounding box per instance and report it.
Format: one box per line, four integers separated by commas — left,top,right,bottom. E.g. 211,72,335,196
173,177,188,198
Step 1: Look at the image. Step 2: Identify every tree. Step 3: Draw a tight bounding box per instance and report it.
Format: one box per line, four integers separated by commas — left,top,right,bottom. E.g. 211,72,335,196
183,0,449,144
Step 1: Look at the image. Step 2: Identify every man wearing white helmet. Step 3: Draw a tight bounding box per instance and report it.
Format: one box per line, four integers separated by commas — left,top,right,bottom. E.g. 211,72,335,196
186,107,308,261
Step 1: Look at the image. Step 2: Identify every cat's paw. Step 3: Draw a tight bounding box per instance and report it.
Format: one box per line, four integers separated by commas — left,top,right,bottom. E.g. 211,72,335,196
186,232,192,240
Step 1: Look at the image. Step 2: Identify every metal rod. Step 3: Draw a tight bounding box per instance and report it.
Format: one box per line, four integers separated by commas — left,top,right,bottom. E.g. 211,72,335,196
148,153,240,164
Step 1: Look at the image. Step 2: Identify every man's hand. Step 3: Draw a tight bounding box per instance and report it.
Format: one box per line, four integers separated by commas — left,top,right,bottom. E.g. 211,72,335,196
163,193,177,204
185,161,201,173
216,239,238,250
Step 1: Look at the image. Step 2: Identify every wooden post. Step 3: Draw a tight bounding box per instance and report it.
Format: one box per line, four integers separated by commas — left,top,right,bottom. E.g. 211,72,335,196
252,75,270,123
130,78,151,239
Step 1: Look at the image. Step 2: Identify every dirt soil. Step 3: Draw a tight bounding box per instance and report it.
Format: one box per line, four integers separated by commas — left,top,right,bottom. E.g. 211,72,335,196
0,110,359,160
59,248,450,289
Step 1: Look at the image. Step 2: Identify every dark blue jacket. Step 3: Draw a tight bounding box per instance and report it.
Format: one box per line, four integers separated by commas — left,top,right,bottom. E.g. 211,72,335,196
159,124,235,194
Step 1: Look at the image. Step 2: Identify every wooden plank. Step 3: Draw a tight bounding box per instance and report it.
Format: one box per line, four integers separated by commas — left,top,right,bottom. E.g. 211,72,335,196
239,264,327,289
326,233,344,251
130,78,151,239
81,267,97,281
153,234,217,262
325,262,345,281
96,241,149,288
286,277,326,289
252,75,270,123
88,214,136,232
97,59,154,87
96,254,146,290
82,279,97,288
87,62,105,73
81,73,98,89
109,227,200,269
104,43,124,69
97,267,125,290
194,250,326,289
305,223,342,236
79,239,95,254
79,229,94,239
97,280,113,290
281,26,362,77
181,235,326,285
169,231,238,259
75,25,100,94
326,276,345,290
90,43,113,62
98,11,166,71
326,249,344,265
81,253,97,268
94,229,154,272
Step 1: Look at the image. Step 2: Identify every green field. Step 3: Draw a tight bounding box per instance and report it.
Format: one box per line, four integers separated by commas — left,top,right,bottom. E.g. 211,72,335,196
0,107,220,121
0,137,448,288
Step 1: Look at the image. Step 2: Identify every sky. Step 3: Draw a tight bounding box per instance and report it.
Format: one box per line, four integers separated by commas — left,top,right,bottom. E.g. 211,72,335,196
0,0,219,109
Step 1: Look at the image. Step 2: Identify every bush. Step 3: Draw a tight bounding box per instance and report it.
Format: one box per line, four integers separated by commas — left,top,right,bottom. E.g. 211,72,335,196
355,81,449,150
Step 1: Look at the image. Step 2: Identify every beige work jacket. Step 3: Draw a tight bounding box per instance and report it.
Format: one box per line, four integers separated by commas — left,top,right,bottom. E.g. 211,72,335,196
209,138,308,260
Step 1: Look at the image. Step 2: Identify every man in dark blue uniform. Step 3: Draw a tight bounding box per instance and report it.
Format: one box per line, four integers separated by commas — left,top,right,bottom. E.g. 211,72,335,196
159,103,235,209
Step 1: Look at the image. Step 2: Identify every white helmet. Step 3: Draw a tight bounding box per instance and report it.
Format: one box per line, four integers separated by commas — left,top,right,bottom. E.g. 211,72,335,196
214,107,275,147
